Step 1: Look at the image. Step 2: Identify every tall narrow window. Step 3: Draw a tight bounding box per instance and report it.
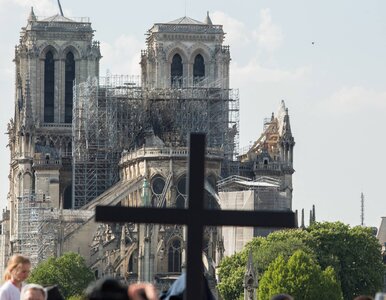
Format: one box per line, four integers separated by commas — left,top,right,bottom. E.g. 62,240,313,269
193,54,205,83
44,51,55,123
171,54,183,87
128,255,134,273
63,185,72,209
168,239,182,272
65,52,75,123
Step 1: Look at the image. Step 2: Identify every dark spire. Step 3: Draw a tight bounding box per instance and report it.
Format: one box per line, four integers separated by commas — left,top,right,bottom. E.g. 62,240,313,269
309,205,316,225
28,7,37,22
204,11,213,25
282,107,293,137
243,249,258,300
312,204,316,222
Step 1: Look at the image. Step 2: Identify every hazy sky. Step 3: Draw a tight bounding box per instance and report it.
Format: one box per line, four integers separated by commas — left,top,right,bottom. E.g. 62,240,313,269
0,0,385,228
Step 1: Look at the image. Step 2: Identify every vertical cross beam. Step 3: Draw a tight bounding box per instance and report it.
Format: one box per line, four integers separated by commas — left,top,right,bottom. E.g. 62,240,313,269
186,133,205,299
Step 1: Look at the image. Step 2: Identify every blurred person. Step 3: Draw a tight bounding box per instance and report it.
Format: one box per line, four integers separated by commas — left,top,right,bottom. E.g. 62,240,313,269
85,277,158,300
354,296,373,300
20,284,46,300
0,254,31,300
86,272,214,300
159,273,214,300
375,293,386,300
128,283,158,300
44,285,64,300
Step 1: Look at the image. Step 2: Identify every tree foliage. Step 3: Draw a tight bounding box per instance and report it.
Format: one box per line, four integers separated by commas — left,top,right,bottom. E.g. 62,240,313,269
28,252,94,299
217,251,247,300
258,250,343,300
307,222,384,299
217,222,384,300
253,229,315,273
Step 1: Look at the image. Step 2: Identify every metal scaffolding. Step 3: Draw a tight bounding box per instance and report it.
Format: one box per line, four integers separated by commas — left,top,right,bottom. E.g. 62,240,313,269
9,73,240,266
73,77,124,208
14,193,93,266
72,75,240,207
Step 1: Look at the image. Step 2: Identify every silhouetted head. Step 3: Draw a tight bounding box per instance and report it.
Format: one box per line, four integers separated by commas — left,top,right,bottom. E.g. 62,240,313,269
45,285,64,300
85,278,129,300
21,283,47,300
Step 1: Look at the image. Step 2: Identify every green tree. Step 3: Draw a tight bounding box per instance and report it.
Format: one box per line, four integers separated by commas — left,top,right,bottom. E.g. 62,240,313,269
307,222,384,299
258,250,343,300
217,250,247,300
68,296,85,300
252,229,315,273
218,231,312,300
218,222,384,300
28,252,94,299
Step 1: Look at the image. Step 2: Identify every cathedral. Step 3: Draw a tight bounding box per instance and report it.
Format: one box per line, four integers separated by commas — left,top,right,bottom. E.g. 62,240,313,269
0,6,295,292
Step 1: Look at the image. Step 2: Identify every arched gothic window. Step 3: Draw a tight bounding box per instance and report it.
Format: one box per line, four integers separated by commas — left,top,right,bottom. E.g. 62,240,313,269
168,239,182,272
193,54,205,82
175,174,187,208
44,51,55,123
171,54,183,87
65,52,75,123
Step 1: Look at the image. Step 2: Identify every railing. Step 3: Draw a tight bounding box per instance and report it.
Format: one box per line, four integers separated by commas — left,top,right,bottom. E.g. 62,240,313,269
36,16,90,23
154,23,223,34
253,162,293,172
33,158,61,166
120,147,223,164
41,123,72,128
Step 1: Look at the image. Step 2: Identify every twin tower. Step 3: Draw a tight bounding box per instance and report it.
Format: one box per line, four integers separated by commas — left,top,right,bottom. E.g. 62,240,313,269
9,9,231,213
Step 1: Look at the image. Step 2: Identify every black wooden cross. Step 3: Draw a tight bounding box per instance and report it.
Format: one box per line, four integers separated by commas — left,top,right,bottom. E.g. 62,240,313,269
95,133,296,299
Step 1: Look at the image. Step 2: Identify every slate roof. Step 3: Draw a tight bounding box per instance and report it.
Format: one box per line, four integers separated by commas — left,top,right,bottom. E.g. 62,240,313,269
167,16,205,25
41,14,75,22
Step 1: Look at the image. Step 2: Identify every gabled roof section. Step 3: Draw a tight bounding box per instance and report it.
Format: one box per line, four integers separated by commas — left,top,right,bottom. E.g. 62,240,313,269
217,175,280,190
168,16,205,25
148,14,224,35
41,14,75,22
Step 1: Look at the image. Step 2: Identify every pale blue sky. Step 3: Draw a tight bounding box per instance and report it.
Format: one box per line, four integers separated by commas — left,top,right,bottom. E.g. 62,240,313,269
0,0,385,228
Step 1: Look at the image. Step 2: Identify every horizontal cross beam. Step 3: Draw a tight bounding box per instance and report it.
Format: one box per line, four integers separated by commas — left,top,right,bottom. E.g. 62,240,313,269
95,206,296,228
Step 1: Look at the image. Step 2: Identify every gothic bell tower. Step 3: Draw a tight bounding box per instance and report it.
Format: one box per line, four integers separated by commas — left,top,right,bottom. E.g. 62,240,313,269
7,7,101,252
140,12,230,89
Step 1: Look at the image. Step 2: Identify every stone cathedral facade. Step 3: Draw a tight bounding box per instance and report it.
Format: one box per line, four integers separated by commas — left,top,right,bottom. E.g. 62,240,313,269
0,7,295,290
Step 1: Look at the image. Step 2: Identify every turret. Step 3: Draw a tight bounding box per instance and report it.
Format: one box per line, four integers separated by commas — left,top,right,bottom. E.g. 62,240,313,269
279,101,295,164
28,7,37,22
204,11,213,25
243,250,258,300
